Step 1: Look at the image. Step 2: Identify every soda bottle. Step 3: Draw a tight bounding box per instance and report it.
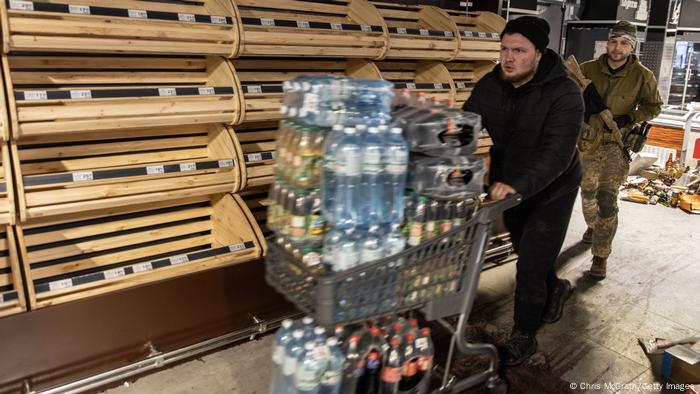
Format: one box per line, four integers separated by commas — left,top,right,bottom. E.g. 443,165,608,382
270,319,294,394
415,328,435,394
380,336,403,394
341,335,364,394
398,333,420,393
361,126,384,227
322,125,345,223
282,329,306,393
333,325,349,347
289,189,310,242
382,127,409,228
402,193,416,239
334,127,362,230
453,200,467,228
306,189,325,243
357,327,386,394
361,225,385,264
424,199,439,241
295,341,326,394
441,201,455,234
408,196,427,247
320,337,344,394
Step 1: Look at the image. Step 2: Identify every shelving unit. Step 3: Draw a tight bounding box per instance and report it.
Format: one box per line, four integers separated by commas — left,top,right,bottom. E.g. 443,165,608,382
16,193,264,309
235,0,388,59
445,60,495,107
0,224,25,317
370,1,459,61
445,9,504,61
0,0,240,56
376,60,455,102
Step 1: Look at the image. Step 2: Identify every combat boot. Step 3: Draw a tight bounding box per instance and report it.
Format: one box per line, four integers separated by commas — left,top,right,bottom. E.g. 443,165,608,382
589,256,607,279
499,329,537,367
542,279,573,324
582,228,593,244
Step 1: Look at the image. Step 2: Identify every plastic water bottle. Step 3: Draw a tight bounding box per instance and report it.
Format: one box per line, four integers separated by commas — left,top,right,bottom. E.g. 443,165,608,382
283,329,306,393
407,155,486,200
382,127,409,227
295,342,326,394
360,225,384,264
270,319,294,394
322,125,345,223
333,127,362,230
361,126,384,227
320,337,343,394
301,317,315,339
334,229,360,272
313,326,326,344
323,227,343,272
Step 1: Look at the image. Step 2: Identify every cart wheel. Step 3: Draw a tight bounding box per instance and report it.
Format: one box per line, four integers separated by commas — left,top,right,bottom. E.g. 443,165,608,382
486,377,508,394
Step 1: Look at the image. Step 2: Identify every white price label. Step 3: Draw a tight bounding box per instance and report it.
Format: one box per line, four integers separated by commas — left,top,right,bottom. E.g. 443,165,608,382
158,88,177,96
406,83,416,89
49,279,73,292
444,31,453,37
218,159,234,168
179,162,197,172
146,165,165,175
247,153,263,162
132,262,153,273
169,255,189,265
397,27,407,35
70,90,92,99
478,32,487,38
460,1,467,6
198,87,215,95
69,4,90,14
9,0,33,10
0,293,5,304
104,268,126,279
415,337,429,350
296,20,310,29
271,151,277,159
261,18,275,26
72,171,94,182
360,24,372,32
456,82,466,89
128,9,147,19
419,29,429,36
24,90,47,101
229,243,246,252
247,85,262,94
435,83,444,89
331,23,343,30
210,15,226,24
178,13,195,22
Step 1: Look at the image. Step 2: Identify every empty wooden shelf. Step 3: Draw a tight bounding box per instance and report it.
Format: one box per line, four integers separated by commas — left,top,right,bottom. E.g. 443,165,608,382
0,225,26,317
377,60,454,103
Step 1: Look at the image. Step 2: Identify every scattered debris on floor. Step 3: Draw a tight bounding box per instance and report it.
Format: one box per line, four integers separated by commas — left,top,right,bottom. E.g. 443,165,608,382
620,159,699,212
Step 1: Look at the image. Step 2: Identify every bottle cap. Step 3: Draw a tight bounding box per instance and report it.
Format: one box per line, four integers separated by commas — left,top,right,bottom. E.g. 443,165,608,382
393,323,403,332
304,342,315,350
391,336,401,347
409,319,418,328
406,333,416,342
422,328,431,336
327,337,339,347
332,125,344,132
281,319,293,329
293,329,304,338
349,335,360,344
314,327,326,336
390,127,403,134
302,316,314,325
368,127,379,134
370,327,380,336
343,127,356,134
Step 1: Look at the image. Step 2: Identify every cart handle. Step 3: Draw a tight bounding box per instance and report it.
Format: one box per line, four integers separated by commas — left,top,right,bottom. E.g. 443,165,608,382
477,193,522,222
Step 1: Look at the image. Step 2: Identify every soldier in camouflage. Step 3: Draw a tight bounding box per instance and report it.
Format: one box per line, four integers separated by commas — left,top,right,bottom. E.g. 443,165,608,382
579,21,662,279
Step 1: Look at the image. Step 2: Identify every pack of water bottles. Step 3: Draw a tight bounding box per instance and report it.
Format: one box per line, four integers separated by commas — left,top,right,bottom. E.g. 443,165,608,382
270,315,435,394
281,76,395,127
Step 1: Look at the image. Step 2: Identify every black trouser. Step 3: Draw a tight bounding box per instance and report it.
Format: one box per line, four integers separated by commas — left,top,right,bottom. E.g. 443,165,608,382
504,188,579,335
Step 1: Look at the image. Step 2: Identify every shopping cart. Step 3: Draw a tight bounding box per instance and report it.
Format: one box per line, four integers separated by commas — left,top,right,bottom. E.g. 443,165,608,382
265,193,521,394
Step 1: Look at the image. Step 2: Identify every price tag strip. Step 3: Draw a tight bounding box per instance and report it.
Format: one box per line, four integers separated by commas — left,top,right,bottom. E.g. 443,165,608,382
242,85,285,95
240,17,383,33
23,159,236,187
460,31,500,40
455,81,476,90
35,242,256,294
387,26,457,38
15,86,233,101
6,0,234,24
393,82,452,90
0,290,19,305
244,151,275,163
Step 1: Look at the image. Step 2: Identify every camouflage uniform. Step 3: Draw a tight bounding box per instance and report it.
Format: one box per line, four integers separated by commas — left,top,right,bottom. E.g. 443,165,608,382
579,54,662,258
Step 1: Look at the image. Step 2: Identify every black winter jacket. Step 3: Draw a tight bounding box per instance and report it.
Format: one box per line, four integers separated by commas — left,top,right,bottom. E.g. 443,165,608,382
463,49,584,202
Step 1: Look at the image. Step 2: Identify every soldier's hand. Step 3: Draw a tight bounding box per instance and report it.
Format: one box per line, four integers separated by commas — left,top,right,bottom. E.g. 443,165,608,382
613,114,632,129
489,182,516,201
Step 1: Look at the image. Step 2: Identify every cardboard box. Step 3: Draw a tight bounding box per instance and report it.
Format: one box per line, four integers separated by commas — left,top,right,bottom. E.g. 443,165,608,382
662,345,700,384
680,194,700,214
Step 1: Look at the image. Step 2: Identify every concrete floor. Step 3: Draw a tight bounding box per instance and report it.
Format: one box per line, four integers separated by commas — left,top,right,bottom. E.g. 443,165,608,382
104,196,699,394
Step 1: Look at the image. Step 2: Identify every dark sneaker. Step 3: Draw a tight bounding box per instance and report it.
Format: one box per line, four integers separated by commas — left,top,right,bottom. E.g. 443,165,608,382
589,256,607,279
499,330,537,367
542,279,573,324
582,228,593,244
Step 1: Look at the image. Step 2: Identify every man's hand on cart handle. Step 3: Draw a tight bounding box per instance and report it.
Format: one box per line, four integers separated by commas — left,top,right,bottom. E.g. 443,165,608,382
489,182,516,201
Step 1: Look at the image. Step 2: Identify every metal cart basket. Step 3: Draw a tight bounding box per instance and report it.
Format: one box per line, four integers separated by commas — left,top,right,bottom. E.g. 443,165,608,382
265,194,521,393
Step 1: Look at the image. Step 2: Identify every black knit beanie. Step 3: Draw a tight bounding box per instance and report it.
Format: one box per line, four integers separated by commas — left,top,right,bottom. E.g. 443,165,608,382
501,16,550,52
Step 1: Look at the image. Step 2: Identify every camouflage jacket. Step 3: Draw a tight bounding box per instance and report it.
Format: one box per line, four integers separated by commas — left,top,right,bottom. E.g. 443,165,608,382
581,54,663,132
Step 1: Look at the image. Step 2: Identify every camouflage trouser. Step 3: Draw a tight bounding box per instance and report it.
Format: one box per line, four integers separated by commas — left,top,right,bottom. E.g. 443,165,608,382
580,143,630,258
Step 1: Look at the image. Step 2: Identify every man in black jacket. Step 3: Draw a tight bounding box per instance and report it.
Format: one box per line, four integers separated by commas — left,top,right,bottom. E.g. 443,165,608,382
463,16,584,366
